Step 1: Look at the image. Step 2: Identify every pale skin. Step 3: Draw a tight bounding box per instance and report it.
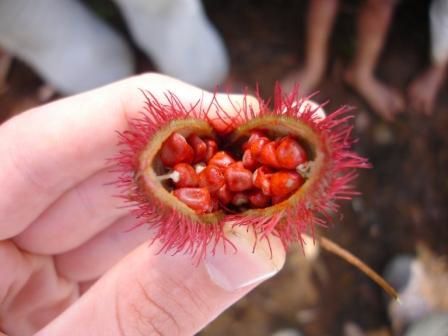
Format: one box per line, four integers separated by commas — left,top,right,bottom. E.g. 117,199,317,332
283,0,404,121
0,74,286,336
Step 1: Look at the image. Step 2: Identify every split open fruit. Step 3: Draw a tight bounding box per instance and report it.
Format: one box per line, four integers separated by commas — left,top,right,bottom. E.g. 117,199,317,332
159,130,308,213
114,88,370,258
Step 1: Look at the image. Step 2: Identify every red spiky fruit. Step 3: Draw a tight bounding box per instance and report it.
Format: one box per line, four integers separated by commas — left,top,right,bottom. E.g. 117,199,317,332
113,86,370,259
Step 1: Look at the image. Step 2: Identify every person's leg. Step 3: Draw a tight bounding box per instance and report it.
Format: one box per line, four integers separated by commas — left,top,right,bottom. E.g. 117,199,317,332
112,0,229,90
282,0,339,95
0,0,133,95
408,0,448,115
345,0,404,121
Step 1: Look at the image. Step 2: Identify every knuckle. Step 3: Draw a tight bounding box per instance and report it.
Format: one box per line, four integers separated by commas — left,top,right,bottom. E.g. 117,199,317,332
7,135,46,192
73,185,96,217
116,278,181,336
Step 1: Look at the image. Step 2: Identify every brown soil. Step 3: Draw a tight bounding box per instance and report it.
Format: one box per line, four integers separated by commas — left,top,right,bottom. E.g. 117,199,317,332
1,1,447,335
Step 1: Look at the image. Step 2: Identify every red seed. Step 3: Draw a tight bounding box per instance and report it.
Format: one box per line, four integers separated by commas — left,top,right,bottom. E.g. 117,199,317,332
208,196,220,212
272,194,288,204
173,187,211,214
243,130,267,150
204,138,218,162
249,137,270,158
252,166,273,196
198,165,225,193
225,162,253,192
270,171,304,198
232,192,249,206
276,136,308,169
242,149,259,170
208,151,235,168
248,190,271,208
160,133,194,167
259,141,281,168
187,134,207,163
217,184,233,205
173,163,198,188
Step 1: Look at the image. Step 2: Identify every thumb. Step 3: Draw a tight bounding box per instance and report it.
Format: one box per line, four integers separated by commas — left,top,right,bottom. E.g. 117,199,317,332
36,226,286,336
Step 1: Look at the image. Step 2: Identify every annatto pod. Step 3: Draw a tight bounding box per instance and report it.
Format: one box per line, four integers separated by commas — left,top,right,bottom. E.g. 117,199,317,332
113,86,371,260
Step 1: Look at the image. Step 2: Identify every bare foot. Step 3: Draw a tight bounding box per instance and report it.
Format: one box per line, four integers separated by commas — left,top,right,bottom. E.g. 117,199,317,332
344,70,405,121
281,66,324,96
408,65,446,116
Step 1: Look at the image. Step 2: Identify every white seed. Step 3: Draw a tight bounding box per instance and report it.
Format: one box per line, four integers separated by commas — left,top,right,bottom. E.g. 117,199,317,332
195,162,206,173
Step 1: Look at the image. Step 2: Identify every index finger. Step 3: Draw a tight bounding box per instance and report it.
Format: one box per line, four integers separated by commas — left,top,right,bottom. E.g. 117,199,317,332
0,73,259,239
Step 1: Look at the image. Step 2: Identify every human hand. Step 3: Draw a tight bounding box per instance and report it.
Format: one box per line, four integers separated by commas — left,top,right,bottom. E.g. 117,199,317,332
0,74,285,336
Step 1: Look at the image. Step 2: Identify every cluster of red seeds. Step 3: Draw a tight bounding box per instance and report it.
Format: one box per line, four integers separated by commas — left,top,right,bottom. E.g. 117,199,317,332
158,130,310,214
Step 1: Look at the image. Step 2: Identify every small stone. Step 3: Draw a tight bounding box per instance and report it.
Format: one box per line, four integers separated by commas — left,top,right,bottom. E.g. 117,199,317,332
271,328,303,336
372,123,394,145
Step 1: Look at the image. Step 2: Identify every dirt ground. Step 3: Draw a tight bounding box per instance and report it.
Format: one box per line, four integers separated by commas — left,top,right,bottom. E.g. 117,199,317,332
1,1,447,335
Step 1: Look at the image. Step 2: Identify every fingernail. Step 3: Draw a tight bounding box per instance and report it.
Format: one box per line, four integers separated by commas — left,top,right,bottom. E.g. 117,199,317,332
204,225,286,291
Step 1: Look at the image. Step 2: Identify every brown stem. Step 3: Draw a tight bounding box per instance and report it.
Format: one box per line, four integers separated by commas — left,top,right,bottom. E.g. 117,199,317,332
319,236,399,301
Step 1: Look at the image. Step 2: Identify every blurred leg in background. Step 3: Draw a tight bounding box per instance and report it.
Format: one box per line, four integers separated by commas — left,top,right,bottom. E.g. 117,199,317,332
0,0,229,95
112,0,229,90
0,0,134,95
408,0,448,116
344,0,404,121
282,0,339,95
283,0,404,121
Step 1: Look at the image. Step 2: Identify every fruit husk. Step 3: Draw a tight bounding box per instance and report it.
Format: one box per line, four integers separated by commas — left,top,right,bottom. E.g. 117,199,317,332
138,114,328,226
